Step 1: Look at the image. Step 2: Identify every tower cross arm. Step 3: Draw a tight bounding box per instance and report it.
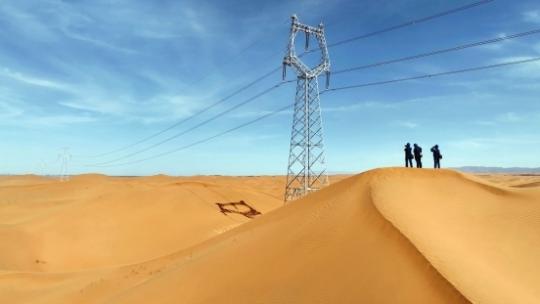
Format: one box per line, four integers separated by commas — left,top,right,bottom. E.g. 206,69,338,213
283,14,330,79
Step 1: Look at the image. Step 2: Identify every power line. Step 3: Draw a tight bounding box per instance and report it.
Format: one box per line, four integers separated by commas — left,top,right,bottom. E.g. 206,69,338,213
184,18,291,87
333,28,540,75
324,57,540,92
84,20,532,162
91,104,294,167
86,66,283,158
88,80,294,166
80,22,290,159
89,56,540,168
82,2,489,159
306,0,494,53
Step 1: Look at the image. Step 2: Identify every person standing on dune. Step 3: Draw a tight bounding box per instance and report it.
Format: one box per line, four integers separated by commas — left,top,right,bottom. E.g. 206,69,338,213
413,144,423,168
404,143,413,167
431,145,442,169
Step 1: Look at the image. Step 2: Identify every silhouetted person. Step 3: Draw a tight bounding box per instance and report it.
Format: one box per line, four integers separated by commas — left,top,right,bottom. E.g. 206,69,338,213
404,143,413,167
431,145,442,169
413,143,423,168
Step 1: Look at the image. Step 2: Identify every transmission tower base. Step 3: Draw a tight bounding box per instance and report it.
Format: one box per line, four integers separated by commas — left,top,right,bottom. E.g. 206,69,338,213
284,77,329,202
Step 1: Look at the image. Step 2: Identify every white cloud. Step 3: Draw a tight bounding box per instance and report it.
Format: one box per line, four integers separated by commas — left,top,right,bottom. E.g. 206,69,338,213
28,114,97,126
0,100,24,118
497,112,523,123
0,4,57,42
323,101,398,112
447,139,489,150
0,98,96,127
136,7,208,38
229,109,292,119
481,33,512,51
492,56,536,65
0,67,72,91
59,99,126,116
523,10,540,23
488,56,540,81
392,121,418,129
473,120,496,126
61,29,138,54
430,57,540,91
230,101,398,119
447,136,540,151
471,111,539,127
137,94,210,124
59,91,217,125
535,42,540,54
0,0,217,55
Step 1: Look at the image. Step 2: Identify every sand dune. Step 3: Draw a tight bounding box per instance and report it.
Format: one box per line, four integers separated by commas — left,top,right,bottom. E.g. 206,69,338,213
0,175,287,272
475,173,540,189
0,169,538,303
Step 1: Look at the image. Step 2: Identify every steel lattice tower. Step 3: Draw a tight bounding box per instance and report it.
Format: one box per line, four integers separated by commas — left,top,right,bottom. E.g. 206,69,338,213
58,147,71,181
283,15,331,202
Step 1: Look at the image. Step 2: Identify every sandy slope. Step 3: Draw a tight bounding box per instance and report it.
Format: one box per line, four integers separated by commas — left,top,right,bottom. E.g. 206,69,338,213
475,173,540,189
0,169,538,303
0,175,289,272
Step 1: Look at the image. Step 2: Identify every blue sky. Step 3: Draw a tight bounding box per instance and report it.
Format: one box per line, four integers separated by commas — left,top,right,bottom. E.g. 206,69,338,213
1,0,540,176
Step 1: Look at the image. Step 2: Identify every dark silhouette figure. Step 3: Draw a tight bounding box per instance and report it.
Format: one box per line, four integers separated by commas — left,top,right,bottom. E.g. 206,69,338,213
413,144,423,168
404,143,413,167
431,145,442,169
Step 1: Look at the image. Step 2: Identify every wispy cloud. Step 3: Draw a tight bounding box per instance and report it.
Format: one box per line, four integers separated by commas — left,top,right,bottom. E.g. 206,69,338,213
481,33,513,51
228,100,399,119
392,120,418,129
534,42,540,54
0,67,71,91
497,111,523,123
0,96,96,127
229,109,293,119
61,30,138,54
0,64,221,126
447,139,489,150
473,120,496,126
0,0,248,130
324,101,399,112
59,92,213,124
491,56,540,80
523,10,540,23
474,111,539,126
447,135,540,151
27,114,97,126
0,100,24,119
0,4,57,42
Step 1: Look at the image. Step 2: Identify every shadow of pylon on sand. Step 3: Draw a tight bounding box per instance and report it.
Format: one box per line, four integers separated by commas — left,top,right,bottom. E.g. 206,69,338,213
216,200,261,219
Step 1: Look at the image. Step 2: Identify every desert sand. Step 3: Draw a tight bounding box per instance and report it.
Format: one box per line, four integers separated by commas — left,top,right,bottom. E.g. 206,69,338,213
0,169,538,303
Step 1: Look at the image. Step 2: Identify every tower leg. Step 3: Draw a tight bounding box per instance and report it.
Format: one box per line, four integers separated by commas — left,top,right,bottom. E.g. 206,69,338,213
285,77,329,202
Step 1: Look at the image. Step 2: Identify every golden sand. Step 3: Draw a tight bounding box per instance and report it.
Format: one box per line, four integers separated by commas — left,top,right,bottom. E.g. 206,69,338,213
0,169,538,303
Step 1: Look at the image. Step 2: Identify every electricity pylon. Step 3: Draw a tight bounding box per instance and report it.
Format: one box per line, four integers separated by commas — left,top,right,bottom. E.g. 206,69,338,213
283,14,331,202
58,147,71,181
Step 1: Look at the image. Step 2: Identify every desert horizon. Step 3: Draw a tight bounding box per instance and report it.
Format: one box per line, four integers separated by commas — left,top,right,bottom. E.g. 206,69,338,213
3,165,540,178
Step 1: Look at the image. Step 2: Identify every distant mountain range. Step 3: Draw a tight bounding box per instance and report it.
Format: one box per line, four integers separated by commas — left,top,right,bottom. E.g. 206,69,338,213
453,166,540,174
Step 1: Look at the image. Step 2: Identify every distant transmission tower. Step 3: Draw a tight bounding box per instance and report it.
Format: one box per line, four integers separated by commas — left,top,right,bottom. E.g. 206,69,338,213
58,147,71,181
283,15,331,202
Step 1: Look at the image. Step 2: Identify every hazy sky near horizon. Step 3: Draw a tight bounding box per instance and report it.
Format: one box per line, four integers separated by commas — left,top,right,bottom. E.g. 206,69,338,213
1,0,540,175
